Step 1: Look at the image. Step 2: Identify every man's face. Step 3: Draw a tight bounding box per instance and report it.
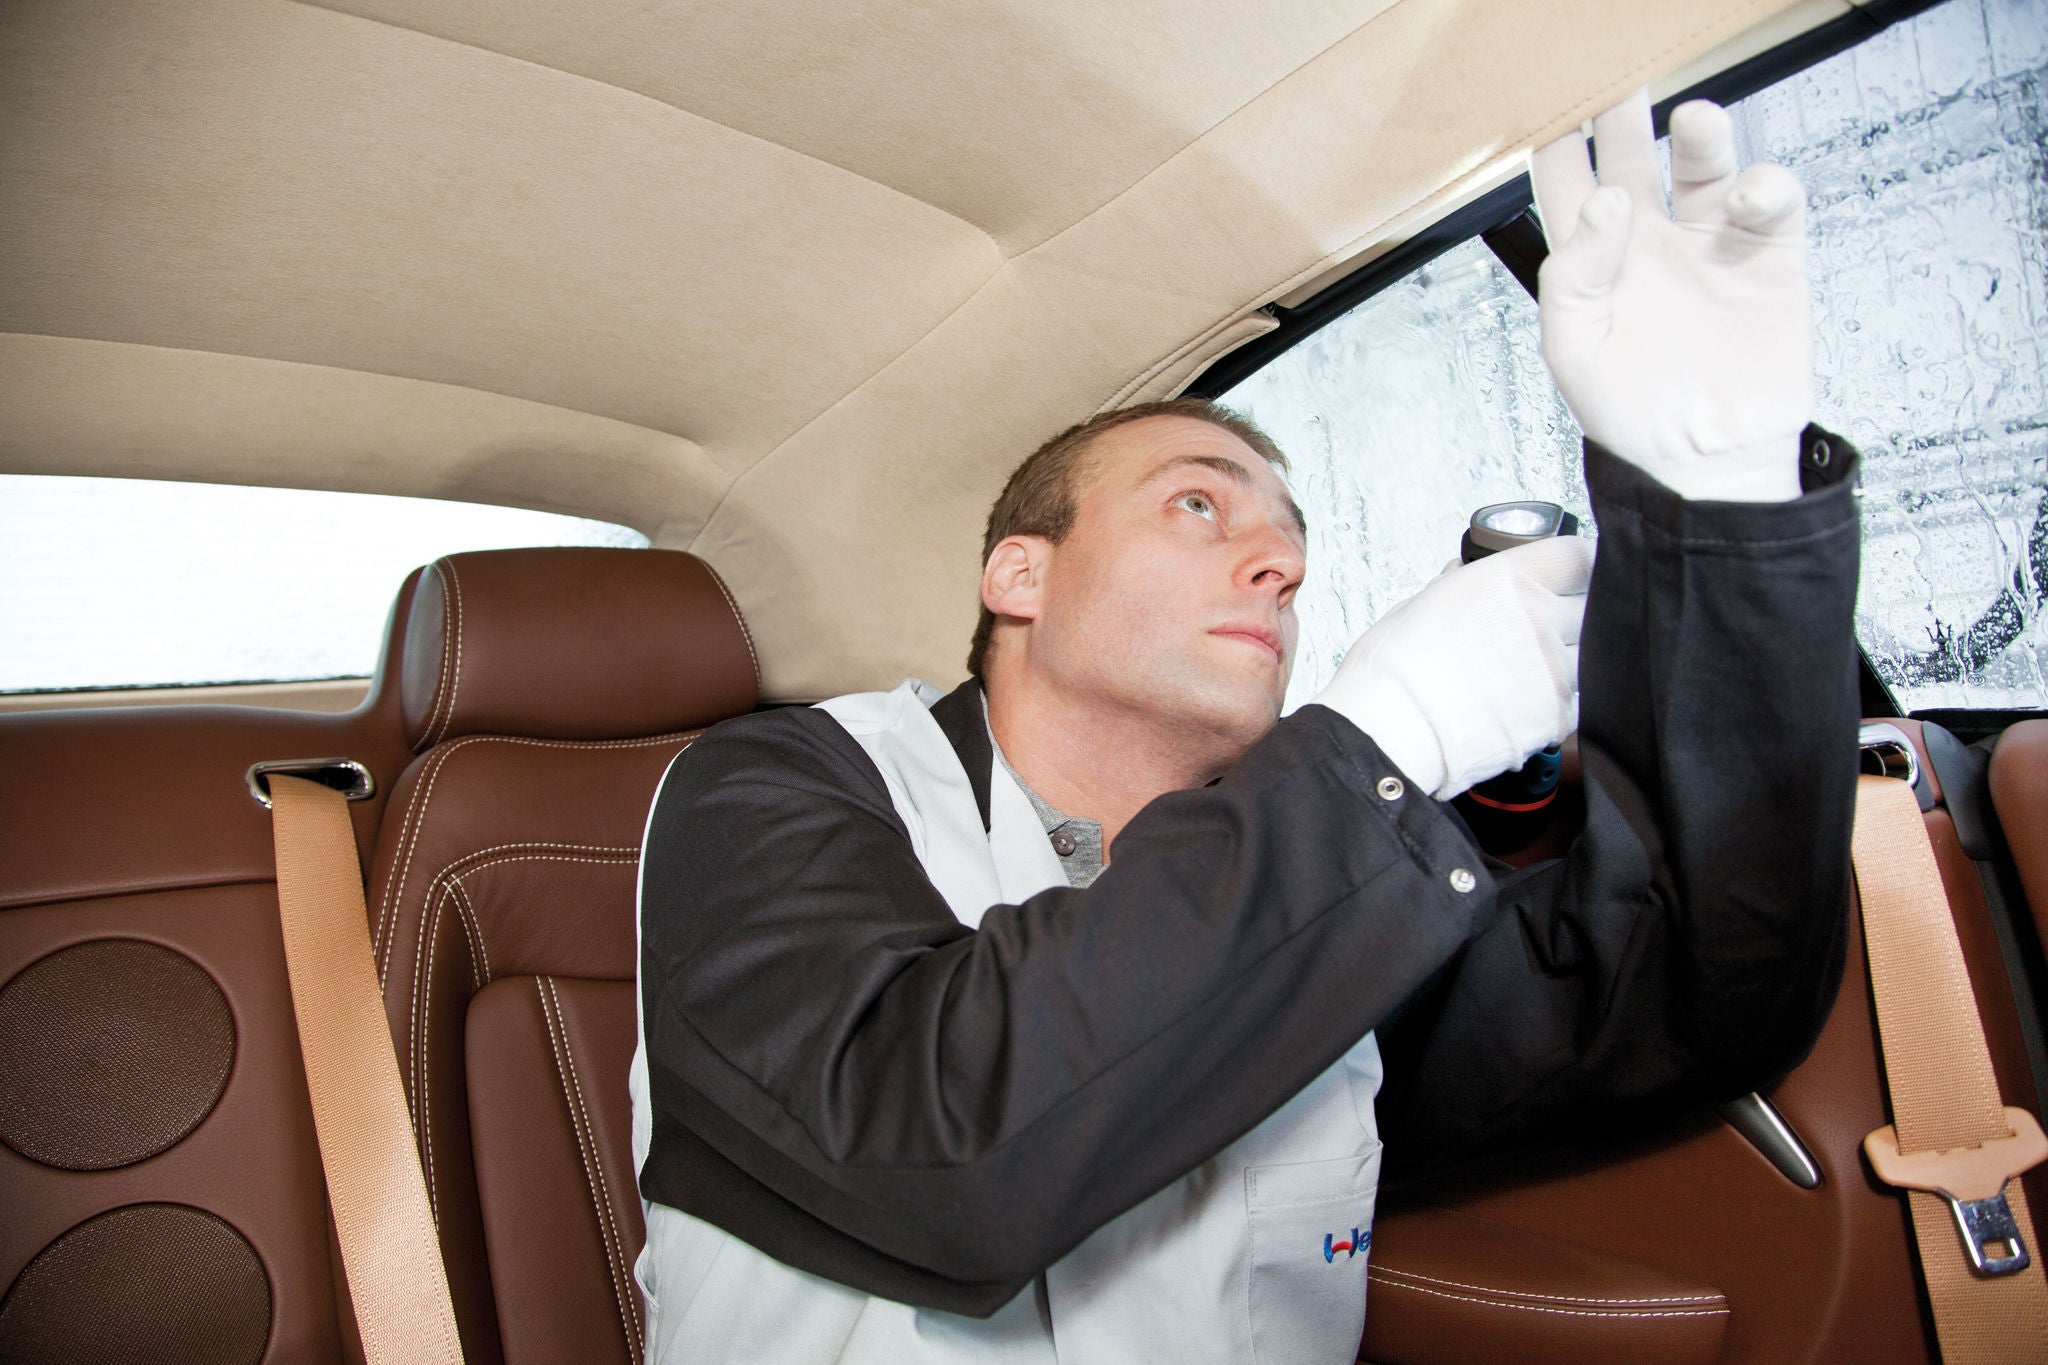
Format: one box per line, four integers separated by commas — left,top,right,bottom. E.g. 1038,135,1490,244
1024,415,1307,757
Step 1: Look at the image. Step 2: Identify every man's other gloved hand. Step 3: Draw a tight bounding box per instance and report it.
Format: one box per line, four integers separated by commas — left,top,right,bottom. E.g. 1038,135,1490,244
1532,91,1810,502
1313,537,1594,800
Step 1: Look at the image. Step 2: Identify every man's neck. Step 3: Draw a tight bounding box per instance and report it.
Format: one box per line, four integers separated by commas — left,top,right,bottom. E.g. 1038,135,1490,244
981,676,1223,854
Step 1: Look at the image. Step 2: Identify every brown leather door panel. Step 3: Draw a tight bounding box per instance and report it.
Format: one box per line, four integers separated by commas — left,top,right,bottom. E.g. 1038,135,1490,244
1362,879,1932,1364
0,886,349,1363
0,583,419,1365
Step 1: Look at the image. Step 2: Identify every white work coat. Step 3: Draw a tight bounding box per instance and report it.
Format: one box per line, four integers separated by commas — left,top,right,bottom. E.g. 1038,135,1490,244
631,680,1383,1363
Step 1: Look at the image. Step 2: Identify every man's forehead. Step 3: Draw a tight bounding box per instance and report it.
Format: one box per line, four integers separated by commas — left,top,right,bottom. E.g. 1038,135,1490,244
1094,414,1259,474
1085,415,1305,535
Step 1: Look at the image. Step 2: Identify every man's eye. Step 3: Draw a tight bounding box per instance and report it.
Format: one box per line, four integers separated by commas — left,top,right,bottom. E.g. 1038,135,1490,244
1174,492,1217,521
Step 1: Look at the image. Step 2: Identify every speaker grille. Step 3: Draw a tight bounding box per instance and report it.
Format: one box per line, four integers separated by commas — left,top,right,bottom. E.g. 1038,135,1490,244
0,939,235,1170
0,1204,270,1365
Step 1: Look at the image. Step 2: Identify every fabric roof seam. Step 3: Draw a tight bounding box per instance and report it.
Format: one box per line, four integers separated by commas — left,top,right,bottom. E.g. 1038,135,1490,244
991,0,1412,262
1092,0,1786,414
297,0,1428,264
288,0,1001,252
0,337,735,533
694,0,1786,533
1025,0,1779,277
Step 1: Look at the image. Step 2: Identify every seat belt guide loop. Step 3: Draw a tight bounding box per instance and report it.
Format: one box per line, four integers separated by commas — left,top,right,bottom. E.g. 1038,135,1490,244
1864,1107,2048,1277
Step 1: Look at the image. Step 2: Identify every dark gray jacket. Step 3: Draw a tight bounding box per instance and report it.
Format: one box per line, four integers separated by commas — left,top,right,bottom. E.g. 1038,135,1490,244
637,434,1861,1316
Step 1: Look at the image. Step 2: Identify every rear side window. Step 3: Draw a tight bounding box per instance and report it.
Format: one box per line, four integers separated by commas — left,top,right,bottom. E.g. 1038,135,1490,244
1222,0,2048,716
1224,235,1576,714
1,476,648,694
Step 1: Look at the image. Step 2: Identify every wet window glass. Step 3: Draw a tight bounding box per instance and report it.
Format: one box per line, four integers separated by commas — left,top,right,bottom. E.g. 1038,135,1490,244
0,476,649,693
1226,0,2048,715
1225,238,1577,715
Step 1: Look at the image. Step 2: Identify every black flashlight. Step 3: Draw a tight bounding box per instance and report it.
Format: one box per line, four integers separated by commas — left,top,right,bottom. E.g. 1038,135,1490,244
1460,500,1579,564
1456,501,1578,840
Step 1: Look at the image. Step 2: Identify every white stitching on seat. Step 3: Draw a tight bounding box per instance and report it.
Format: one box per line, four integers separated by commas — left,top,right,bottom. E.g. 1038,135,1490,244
548,977,645,1356
375,731,701,990
539,976,641,1357
454,851,640,874
449,882,487,992
447,839,640,869
430,556,467,748
700,561,760,693
417,561,454,752
1373,1264,1726,1307
413,895,442,1221
406,844,642,1264
377,741,466,989
1371,1273,1730,1320
376,730,705,1269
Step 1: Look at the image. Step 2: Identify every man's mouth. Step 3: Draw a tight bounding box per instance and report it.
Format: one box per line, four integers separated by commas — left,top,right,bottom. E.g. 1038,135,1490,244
1210,623,1283,662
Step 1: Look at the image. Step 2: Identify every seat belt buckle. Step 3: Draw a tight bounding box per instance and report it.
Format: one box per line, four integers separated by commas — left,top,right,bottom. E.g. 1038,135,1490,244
1864,1107,2048,1277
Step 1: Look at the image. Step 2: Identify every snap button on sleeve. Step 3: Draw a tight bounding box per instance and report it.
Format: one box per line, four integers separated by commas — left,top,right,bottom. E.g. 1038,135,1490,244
1448,868,1477,894
1376,776,1404,801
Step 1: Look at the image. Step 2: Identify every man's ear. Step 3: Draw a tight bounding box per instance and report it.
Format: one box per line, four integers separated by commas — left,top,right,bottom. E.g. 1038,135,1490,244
981,535,1050,623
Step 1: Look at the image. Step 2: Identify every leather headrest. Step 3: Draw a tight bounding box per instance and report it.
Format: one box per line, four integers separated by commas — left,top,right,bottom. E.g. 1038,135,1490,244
397,548,758,749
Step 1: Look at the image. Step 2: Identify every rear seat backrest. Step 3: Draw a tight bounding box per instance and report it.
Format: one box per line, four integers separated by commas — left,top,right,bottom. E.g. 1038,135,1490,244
366,548,757,1365
1989,720,2048,956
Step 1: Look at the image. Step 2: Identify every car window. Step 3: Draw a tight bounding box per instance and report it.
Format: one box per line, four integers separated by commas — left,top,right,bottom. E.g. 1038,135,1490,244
1224,237,1579,715
0,475,648,694
1222,0,2047,716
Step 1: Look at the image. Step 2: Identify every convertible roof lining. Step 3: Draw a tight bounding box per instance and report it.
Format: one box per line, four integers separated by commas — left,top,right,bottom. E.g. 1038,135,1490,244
0,335,720,541
0,0,1827,699
304,0,1411,257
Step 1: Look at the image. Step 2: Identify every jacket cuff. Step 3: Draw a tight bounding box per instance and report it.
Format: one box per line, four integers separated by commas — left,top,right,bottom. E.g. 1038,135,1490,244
1288,702,1495,899
1583,424,1859,549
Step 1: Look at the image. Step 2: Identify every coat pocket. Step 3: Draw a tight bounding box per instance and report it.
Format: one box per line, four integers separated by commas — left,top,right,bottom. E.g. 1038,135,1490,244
1243,1148,1382,1365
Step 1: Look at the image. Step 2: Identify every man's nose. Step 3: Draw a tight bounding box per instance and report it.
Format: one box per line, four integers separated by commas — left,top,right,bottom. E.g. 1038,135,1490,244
1240,522,1306,595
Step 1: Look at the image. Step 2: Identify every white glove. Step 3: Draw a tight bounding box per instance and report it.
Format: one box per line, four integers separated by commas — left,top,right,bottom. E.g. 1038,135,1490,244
1532,91,1811,502
1313,536,1594,800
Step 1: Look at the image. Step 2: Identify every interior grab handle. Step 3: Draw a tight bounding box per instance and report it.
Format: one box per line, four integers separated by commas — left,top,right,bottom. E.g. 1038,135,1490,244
1719,1091,1822,1190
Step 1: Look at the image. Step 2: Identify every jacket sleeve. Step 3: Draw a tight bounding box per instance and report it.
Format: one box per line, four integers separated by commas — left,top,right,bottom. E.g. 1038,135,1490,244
639,691,1492,1314
1372,430,1863,1197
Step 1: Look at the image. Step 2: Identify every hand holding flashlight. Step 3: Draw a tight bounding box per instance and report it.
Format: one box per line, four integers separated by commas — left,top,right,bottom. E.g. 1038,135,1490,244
1313,533,1591,801
1459,502,1580,818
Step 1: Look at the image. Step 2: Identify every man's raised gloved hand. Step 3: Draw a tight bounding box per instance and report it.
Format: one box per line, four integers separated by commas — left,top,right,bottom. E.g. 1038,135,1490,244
1532,90,1811,502
1313,536,1594,800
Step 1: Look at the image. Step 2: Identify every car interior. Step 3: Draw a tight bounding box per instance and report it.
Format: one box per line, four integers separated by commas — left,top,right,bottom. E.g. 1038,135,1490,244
3,0,2046,1361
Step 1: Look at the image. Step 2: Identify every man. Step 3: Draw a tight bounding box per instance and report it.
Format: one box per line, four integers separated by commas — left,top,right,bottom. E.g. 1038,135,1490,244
630,92,1859,1362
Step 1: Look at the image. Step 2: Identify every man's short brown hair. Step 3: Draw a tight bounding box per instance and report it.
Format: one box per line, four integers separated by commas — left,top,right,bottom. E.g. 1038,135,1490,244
966,398,1293,677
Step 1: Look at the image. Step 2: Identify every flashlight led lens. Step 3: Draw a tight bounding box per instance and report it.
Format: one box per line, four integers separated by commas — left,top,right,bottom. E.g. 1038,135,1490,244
1476,505,1556,537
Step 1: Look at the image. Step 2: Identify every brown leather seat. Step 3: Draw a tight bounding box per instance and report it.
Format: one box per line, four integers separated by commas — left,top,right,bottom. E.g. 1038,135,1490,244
1990,719,2048,954
364,547,757,1365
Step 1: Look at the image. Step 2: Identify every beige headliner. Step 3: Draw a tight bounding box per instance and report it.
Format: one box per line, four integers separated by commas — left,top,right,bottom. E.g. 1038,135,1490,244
0,0,1838,699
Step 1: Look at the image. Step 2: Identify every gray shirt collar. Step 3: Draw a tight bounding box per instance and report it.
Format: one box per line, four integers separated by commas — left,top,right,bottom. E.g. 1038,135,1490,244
981,694,1105,888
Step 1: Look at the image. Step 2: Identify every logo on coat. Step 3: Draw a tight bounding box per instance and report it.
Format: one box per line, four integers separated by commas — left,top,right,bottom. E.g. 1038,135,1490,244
1323,1227,1371,1262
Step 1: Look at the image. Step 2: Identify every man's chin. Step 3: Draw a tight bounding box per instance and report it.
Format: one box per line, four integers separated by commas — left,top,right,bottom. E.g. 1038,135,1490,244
1169,679,1284,758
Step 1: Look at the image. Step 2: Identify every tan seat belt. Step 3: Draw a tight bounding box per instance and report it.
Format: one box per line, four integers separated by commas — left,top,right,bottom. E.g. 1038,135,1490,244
1854,772,2048,1361
264,772,465,1365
